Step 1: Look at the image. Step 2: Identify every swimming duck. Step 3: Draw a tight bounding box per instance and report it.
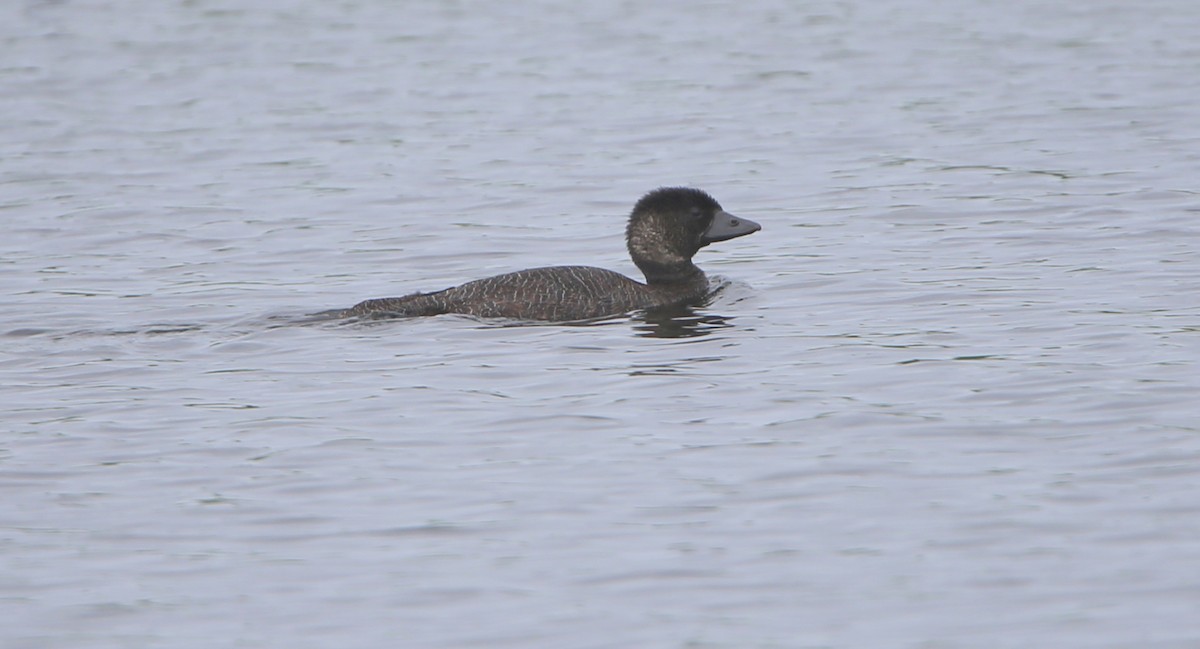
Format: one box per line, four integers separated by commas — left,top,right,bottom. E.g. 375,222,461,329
342,187,760,321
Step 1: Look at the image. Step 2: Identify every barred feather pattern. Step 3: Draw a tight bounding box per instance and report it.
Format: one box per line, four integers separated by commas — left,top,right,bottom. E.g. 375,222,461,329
342,265,708,322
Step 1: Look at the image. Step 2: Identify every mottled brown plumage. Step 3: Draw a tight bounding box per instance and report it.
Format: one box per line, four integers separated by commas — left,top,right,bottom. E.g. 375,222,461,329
342,188,760,321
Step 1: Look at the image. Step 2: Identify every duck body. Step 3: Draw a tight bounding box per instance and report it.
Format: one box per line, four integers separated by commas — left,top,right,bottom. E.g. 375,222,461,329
344,264,708,321
342,187,760,322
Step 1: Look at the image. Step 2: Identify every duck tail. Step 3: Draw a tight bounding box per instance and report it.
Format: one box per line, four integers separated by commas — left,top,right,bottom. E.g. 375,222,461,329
342,292,447,318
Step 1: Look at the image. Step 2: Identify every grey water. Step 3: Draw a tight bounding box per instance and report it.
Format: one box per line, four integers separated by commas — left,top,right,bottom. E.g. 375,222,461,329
3,1,1200,647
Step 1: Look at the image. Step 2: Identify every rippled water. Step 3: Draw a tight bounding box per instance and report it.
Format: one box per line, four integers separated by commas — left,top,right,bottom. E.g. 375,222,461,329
4,1,1200,647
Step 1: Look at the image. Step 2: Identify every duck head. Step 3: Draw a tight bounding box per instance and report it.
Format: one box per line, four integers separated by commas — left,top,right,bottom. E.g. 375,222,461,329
626,187,760,283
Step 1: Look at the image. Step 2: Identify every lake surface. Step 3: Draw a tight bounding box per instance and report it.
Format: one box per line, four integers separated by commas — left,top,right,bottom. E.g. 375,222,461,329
3,1,1199,647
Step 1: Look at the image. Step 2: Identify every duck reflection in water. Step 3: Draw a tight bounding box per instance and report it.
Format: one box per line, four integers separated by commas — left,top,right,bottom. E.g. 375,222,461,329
632,303,735,339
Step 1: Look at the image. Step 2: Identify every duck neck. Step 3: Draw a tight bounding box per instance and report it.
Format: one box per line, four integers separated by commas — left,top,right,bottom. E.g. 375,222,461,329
635,259,705,286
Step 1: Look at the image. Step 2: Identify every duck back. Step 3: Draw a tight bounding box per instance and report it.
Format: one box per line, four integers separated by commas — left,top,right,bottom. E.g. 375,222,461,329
344,265,708,321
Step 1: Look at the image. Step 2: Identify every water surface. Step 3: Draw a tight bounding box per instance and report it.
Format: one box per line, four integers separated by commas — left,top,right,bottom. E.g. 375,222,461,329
3,1,1199,648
